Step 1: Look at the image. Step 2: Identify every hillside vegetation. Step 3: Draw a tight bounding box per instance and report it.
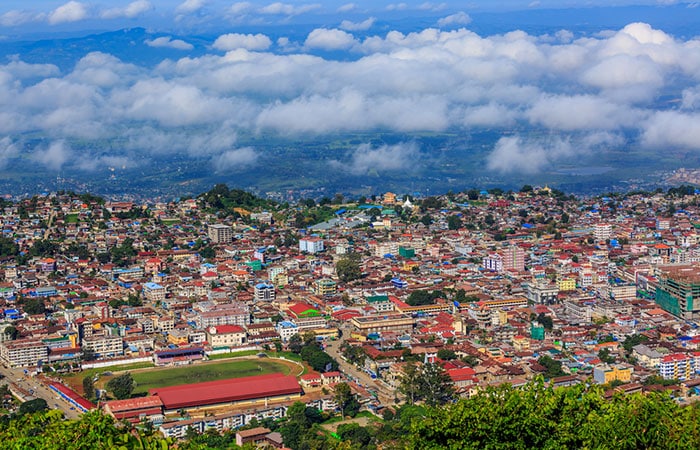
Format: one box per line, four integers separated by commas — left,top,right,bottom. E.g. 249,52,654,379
3,382,700,449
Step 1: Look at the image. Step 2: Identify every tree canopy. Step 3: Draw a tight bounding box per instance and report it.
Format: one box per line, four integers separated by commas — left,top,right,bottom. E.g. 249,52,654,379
410,381,700,450
335,253,362,283
406,290,444,306
106,373,134,400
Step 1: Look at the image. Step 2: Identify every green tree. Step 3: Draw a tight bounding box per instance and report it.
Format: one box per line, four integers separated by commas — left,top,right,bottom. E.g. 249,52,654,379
288,333,303,354
82,348,96,362
22,298,46,316
406,290,444,306
0,237,19,258
334,382,360,418
82,376,95,401
337,423,372,447
538,355,566,379
399,362,422,405
419,362,455,407
106,373,134,400
447,215,462,230
336,253,362,283
622,333,649,354
409,381,700,450
18,398,48,415
437,349,457,361
536,312,553,331
3,325,19,340
110,237,136,267
199,246,216,259
598,348,616,364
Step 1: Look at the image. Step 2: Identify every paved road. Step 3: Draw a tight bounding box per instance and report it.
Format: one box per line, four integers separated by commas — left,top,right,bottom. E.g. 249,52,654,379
324,328,399,406
0,365,82,420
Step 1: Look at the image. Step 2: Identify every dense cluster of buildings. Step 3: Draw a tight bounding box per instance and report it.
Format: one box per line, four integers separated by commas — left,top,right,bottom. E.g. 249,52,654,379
4,187,700,434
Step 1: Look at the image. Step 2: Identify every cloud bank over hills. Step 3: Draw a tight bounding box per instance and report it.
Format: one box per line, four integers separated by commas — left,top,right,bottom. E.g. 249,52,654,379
0,1,699,181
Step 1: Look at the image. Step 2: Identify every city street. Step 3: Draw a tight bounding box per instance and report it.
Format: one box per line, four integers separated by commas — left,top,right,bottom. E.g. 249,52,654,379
324,328,399,406
0,365,82,420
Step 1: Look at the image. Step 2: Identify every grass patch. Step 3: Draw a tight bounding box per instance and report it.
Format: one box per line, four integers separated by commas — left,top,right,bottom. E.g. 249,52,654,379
161,218,181,225
206,350,260,360
267,351,303,362
63,362,155,388
65,214,79,223
130,359,290,394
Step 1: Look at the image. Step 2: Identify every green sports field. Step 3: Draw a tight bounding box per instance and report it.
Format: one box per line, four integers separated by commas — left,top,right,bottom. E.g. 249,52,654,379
130,359,292,394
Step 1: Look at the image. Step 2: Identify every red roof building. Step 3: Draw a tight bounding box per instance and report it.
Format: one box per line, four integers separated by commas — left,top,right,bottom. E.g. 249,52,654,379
149,373,302,411
103,396,164,422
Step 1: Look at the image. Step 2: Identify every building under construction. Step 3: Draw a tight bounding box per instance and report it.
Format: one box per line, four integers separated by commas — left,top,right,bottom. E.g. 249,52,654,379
655,265,700,319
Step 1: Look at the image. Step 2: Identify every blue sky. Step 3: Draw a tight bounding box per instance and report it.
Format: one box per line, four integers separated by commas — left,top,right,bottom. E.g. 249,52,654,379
0,0,700,177
0,1,695,31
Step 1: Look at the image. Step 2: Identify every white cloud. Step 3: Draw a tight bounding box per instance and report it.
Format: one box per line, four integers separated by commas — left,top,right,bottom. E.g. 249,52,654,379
331,142,421,175
339,17,375,32
213,147,258,172
642,110,700,150
681,86,700,109
176,0,206,14
256,90,448,134
419,2,448,12
386,3,408,11
437,12,471,27
48,1,88,25
229,2,254,15
526,95,640,131
101,0,153,19
0,137,18,168
259,3,321,16
463,103,518,127
487,136,572,174
213,33,272,51
337,3,356,12
0,10,44,27
145,36,194,50
305,28,357,51
3,20,700,172
33,141,72,171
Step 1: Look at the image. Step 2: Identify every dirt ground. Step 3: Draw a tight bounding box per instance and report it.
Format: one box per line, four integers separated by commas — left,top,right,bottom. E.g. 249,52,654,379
322,416,372,433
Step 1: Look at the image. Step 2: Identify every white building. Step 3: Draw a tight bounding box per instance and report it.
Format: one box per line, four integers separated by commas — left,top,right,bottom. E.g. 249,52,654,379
254,283,276,302
299,237,324,254
82,335,124,358
0,339,48,367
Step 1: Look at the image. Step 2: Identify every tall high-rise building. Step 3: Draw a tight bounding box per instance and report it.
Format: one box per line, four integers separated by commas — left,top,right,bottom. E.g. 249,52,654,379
208,224,233,244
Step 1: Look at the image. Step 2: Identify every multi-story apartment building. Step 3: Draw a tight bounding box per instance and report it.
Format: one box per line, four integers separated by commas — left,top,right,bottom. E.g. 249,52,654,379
299,237,324,254
254,283,275,302
482,254,503,272
658,352,700,380
365,295,395,313
502,246,526,272
206,325,247,347
143,282,166,302
196,305,250,329
0,338,48,367
594,223,612,241
593,364,633,384
82,335,124,358
313,278,336,295
293,316,327,331
208,224,233,244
